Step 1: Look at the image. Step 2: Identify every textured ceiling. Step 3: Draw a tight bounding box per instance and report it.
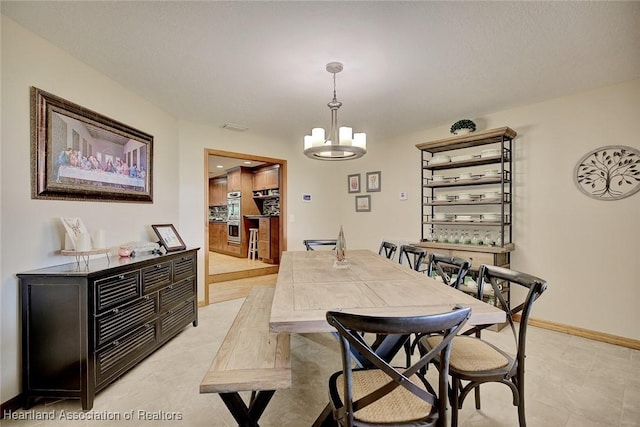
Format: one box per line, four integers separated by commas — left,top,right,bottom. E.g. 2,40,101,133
3,1,640,144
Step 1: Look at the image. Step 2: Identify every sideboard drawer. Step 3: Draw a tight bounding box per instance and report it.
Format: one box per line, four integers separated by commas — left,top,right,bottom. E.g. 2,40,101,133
160,299,196,339
96,323,157,386
95,271,141,312
141,261,172,294
95,296,157,348
173,254,195,282
159,277,195,311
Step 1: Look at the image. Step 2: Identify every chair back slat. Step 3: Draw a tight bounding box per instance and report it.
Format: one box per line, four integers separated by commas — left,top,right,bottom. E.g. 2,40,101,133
477,264,547,367
326,307,471,425
427,253,471,289
378,241,398,260
398,245,427,272
303,239,337,251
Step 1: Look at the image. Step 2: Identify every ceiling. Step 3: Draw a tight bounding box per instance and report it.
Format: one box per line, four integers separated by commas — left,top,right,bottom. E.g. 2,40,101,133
208,157,265,178
3,1,640,146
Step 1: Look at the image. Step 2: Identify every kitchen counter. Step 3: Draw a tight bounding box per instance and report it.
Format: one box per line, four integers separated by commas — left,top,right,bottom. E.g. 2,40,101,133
244,215,279,219
209,220,227,223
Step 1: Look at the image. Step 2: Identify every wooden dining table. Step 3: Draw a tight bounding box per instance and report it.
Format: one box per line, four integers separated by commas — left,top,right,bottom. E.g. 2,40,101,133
270,249,506,426
270,249,505,334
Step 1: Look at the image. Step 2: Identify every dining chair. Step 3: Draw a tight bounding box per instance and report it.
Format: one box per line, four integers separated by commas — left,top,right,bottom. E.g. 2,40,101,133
419,265,547,427
426,253,472,289
303,239,337,251
398,245,427,272
378,241,397,260
326,307,471,427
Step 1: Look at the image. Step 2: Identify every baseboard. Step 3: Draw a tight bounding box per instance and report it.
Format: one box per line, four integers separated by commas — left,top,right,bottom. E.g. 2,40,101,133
1,393,23,419
515,315,640,350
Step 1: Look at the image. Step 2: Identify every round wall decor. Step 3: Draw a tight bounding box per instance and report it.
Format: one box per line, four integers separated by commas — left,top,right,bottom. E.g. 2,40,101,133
574,145,640,201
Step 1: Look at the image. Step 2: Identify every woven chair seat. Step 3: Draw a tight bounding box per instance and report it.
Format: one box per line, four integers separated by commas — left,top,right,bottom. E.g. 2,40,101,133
424,335,509,372
336,369,433,424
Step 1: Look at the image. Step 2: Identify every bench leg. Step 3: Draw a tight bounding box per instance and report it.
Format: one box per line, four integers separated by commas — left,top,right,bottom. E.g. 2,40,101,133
219,390,275,426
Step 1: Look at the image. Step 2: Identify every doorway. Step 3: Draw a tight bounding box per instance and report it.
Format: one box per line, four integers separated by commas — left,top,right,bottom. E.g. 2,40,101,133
204,148,287,305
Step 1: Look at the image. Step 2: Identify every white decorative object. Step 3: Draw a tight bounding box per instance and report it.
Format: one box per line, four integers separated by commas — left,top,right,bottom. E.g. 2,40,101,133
76,233,92,251
60,217,89,250
93,229,107,249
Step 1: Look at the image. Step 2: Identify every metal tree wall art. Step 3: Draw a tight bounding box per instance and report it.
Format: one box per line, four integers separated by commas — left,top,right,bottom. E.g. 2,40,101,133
574,145,640,200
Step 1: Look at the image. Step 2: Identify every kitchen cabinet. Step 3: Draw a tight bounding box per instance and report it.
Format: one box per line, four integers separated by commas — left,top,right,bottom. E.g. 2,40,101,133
18,249,198,410
209,177,227,206
258,216,279,264
227,168,241,192
209,222,227,251
252,165,280,191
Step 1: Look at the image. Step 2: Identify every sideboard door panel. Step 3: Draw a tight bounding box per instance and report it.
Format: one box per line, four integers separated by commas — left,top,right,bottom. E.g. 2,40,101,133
26,281,82,391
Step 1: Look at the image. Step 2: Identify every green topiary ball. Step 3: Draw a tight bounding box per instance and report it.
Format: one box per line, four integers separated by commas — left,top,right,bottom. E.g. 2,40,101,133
450,119,477,135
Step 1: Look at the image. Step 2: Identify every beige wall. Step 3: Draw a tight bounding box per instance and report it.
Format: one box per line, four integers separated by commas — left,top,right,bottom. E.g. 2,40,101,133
2,13,639,405
334,79,640,340
0,16,182,401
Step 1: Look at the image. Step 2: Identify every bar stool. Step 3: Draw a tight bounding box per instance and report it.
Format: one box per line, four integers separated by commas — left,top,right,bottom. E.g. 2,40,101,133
248,228,259,260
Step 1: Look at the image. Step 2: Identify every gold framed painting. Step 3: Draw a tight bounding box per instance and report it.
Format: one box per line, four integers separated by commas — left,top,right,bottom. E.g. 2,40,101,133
31,87,153,203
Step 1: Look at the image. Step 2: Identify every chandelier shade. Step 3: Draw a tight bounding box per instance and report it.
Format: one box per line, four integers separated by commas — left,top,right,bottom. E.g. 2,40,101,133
304,62,367,160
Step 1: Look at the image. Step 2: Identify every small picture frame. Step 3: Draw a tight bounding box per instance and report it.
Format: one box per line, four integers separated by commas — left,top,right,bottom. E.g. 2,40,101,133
366,171,381,192
347,174,361,193
152,224,186,252
355,195,371,212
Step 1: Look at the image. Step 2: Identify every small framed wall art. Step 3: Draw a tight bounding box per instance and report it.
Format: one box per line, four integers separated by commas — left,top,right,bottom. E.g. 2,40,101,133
152,224,186,252
347,173,361,193
366,171,381,192
355,195,371,212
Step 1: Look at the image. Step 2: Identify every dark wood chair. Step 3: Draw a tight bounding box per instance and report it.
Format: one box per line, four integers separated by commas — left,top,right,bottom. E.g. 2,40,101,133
426,253,472,289
378,241,397,260
326,307,471,427
398,245,427,272
303,239,337,251
419,265,547,427
302,239,338,251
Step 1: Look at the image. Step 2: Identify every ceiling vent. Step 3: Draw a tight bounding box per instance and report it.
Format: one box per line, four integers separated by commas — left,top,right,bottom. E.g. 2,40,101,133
222,123,248,131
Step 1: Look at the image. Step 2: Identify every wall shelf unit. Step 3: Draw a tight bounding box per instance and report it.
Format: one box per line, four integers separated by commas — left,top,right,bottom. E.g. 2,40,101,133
415,127,516,327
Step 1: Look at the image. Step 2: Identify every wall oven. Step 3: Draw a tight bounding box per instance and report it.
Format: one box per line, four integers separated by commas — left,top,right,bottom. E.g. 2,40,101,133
227,191,241,243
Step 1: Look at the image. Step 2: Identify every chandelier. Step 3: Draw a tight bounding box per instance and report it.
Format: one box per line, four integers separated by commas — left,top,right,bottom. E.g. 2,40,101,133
303,62,367,160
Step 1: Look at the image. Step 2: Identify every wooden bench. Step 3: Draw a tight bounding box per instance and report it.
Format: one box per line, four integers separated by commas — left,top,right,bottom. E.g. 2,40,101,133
200,287,291,426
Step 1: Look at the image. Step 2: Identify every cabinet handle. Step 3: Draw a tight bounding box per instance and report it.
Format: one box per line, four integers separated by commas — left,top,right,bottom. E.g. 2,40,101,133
113,340,120,347
167,285,173,290
155,264,162,269
112,308,119,314
118,274,125,280
143,295,150,300
144,323,151,329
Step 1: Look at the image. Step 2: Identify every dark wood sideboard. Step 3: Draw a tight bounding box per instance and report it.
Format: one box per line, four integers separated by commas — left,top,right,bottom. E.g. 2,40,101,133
17,248,199,410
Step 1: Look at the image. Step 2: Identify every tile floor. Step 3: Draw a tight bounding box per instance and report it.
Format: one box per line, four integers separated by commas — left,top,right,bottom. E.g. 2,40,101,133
4,295,639,427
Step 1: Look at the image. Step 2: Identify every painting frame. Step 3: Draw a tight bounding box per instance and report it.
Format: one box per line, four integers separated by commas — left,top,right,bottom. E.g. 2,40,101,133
366,171,382,192
347,173,361,193
355,195,371,212
31,87,154,203
152,224,187,252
